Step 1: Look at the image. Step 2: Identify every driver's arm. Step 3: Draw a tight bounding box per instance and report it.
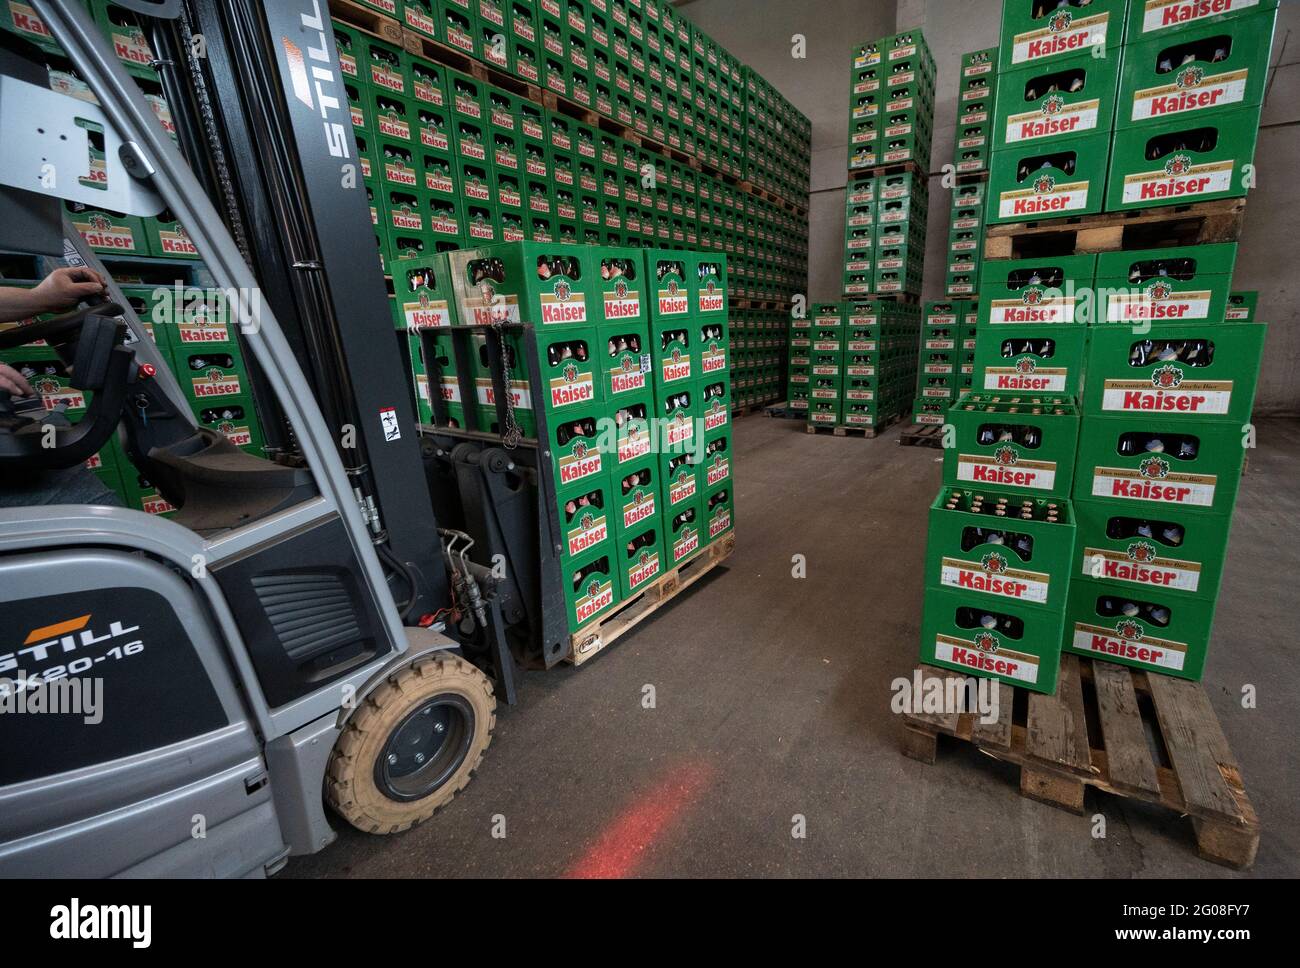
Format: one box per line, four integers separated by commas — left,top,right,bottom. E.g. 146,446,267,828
0,266,107,323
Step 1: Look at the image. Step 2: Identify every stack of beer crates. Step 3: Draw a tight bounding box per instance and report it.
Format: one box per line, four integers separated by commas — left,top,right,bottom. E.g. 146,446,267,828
785,308,812,417
845,30,935,300
945,47,997,300
987,0,1275,225
805,303,844,429
1065,241,1266,682
426,241,731,636
919,0,1278,692
911,300,961,427
806,300,919,432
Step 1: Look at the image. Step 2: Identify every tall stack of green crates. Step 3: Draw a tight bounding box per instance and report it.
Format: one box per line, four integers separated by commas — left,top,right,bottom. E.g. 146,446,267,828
845,30,934,299
945,47,997,300
805,300,918,431
1066,243,1265,682
987,0,1277,225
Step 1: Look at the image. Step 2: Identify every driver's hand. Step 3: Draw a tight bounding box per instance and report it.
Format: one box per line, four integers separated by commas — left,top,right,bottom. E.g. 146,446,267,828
0,362,34,397
31,266,107,314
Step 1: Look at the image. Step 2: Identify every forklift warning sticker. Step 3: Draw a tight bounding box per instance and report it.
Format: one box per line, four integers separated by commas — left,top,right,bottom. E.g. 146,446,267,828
1080,547,1202,593
1100,378,1233,415
940,557,1051,604
380,407,401,442
957,454,1057,491
1071,622,1186,671
934,634,1039,684
1091,466,1217,506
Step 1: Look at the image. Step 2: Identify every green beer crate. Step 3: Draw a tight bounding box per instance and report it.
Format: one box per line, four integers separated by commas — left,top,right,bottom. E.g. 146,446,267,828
807,398,841,427
617,521,667,598
401,0,438,40
548,402,607,491
411,59,448,110
698,431,732,493
667,492,704,566
359,33,409,97
1063,574,1217,681
1225,290,1256,321
994,52,1119,151
926,486,1077,611
1074,414,1247,515
692,252,727,320
2,1,61,53
564,549,620,632
1118,10,1275,130
380,141,421,193
371,89,417,148
536,325,603,414
409,328,466,428
1083,322,1265,424
427,195,465,243
153,287,238,364
173,345,249,407
920,587,1065,694
644,249,695,387
1106,108,1259,210
448,242,592,327
945,393,1080,497
194,396,266,457
974,324,1088,395
703,483,734,547
913,397,948,425
93,2,159,80
613,392,655,473
118,470,178,519
925,300,965,328
999,0,1126,73
1073,497,1233,601
1126,0,1278,41
700,375,730,437
662,450,699,521
979,254,1097,326
378,186,428,241
986,133,1109,223
66,202,146,256
416,104,454,163
557,470,616,564
144,210,200,260
615,457,663,538
1094,241,1236,325
443,1,482,58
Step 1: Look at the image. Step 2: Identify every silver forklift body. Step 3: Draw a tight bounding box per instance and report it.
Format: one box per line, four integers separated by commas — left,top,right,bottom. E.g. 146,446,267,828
0,1,494,877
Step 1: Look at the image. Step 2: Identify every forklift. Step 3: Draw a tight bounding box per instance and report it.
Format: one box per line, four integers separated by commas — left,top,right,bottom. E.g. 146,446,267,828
0,1,575,875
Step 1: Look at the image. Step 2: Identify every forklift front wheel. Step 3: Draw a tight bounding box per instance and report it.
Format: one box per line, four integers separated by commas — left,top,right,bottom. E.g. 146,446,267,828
325,654,497,834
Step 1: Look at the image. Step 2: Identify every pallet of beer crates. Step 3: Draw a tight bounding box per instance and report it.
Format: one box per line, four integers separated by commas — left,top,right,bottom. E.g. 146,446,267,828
417,241,732,664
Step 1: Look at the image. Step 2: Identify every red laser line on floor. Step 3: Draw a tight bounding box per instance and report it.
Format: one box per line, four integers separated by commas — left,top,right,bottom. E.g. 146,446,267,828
564,762,714,879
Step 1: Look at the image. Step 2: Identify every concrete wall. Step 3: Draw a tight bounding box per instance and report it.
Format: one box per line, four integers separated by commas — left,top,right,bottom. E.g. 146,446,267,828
679,0,1300,413
674,0,896,300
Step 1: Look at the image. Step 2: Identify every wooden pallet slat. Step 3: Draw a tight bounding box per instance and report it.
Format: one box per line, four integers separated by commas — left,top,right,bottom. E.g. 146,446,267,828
1091,661,1162,797
970,678,1013,751
1145,673,1241,823
899,423,943,448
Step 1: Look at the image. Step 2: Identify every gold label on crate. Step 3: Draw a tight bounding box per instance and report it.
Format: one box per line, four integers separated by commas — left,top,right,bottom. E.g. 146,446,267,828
549,367,595,409
1071,622,1186,671
575,578,615,624
1012,12,1109,65
1007,98,1101,143
566,510,608,557
622,489,656,531
999,178,1090,218
1081,546,1202,593
709,508,732,539
1107,287,1212,321
1091,463,1217,506
957,453,1058,491
983,360,1069,393
673,526,700,563
1101,376,1233,415
1140,0,1261,34
989,291,1077,324
1133,68,1248,121
474,378,531,411
941,556,1051,604
934,633,1040,684
191,370,242,398
629,550,661,590
1123,158,1234,203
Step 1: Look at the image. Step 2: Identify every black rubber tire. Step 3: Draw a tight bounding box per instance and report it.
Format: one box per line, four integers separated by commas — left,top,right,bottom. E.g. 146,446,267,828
325,653,496,834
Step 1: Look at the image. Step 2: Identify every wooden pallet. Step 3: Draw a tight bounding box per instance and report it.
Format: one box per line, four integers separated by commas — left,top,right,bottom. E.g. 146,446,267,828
984,198,1246,261
899,422,944,447
842,291,921,304
331,0,403,43
568,534,735,667
901,656,1260,869
764,401,802,419
805,415,898,438
849,159,928,181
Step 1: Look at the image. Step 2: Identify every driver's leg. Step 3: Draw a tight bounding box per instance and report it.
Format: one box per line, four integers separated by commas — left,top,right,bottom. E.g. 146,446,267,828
0,465,122,508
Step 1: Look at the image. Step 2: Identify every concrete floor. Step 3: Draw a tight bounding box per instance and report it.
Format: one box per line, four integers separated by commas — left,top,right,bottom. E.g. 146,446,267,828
288,415,1300,878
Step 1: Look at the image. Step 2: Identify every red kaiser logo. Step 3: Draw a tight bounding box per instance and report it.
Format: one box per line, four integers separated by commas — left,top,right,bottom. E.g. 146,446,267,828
1165,153,1193,177
1041,93,1065,116
1015,356,1037,375
1022,287,1044,306
1139,455,1170,480
973,630,1000,654
1033,173,1056,195
1127,540,1157,564
1177,65,1205,90
1152,363,1183,389
1115,618,1144,641
993,444,1019,467
981,551,1008,575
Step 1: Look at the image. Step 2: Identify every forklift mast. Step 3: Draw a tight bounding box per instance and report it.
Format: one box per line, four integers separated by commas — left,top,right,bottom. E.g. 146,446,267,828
152,0,452,616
